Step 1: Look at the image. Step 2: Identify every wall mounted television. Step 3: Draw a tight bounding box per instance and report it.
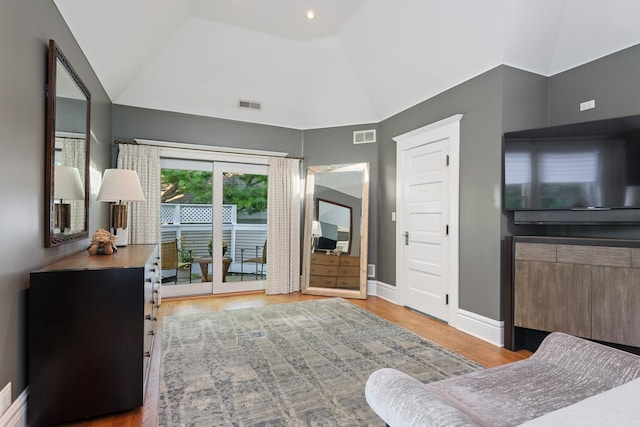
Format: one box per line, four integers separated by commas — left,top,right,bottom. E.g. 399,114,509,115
503,115,640,224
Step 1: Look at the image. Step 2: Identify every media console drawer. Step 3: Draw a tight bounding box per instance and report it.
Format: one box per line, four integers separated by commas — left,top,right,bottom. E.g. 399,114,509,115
507,236,640,351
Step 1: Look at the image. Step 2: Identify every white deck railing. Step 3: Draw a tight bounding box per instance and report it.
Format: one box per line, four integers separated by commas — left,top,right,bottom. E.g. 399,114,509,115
160,203,266,277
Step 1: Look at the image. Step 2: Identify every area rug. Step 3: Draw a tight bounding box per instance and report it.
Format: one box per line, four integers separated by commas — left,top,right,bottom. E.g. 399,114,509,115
158,298,482,426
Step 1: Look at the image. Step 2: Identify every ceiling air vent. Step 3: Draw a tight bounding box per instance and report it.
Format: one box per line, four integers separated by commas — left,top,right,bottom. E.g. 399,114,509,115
353,129,376,144
238,99,262,111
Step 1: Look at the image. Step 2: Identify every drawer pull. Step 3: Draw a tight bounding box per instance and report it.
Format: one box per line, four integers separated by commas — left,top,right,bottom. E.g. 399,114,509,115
153,289,159,294
144,351,151,358
148,330,155,336
146,278,152,283
150,299,156,305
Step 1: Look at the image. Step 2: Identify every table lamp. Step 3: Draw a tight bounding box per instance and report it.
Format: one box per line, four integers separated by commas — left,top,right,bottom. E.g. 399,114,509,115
311,220,322,252
96,169,145,246
54,166,85,233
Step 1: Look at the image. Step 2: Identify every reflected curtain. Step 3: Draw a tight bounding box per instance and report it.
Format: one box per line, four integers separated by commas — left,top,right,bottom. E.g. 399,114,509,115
117,144,161,244
266,157,301,294
59,137,85,232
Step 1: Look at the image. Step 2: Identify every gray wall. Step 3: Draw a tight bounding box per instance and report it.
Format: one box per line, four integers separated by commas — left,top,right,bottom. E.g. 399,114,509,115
303,125,378,275
376,67,505,320
113,105,303,157
0,0,112,403
543,43,640,241
549,44,640,127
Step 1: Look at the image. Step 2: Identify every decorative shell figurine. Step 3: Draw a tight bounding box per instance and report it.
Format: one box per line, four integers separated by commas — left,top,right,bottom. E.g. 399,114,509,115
87,228,117,255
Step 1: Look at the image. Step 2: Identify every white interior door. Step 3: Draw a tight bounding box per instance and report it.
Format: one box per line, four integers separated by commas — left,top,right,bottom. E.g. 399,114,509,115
395,115,462,324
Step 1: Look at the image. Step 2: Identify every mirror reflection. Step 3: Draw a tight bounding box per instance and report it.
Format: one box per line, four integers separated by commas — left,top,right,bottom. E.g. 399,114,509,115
302,163,369,299
315,199,352,254
46,40,90,247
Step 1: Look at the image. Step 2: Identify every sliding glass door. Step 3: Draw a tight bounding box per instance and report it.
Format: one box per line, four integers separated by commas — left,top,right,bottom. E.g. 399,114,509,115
160,158,268,298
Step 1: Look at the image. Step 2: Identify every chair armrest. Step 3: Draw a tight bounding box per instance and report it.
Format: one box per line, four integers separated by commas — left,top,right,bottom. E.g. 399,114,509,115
365,368,476,427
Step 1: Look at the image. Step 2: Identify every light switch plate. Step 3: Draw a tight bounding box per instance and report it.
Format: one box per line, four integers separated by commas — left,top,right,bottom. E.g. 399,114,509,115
580,99,595,111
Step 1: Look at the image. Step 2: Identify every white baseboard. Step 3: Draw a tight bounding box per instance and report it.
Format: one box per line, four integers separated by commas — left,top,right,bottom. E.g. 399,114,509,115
0,388,28,427
367,281,504,347
455,309,504,347
369,280,399,304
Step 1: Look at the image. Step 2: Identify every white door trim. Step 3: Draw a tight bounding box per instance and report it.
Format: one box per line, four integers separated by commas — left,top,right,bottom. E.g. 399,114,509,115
394,114,462,328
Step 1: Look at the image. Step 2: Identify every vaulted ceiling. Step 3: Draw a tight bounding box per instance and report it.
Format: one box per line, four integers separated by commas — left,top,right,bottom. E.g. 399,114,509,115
54,0,640,130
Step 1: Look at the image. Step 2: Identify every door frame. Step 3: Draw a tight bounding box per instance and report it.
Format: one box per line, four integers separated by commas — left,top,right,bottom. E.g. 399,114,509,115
158,156,269,298
394,114,462,327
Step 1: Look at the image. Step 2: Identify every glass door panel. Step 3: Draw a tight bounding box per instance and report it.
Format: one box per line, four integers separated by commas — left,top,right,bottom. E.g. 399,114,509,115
212,162,268,294
160,159,214,298
159,158,268,297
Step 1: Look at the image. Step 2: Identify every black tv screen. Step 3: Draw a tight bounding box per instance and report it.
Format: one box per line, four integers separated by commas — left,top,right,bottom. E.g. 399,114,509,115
503,116,640,211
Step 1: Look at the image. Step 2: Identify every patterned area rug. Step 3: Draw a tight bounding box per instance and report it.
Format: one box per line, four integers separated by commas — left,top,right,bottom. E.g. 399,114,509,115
159,298,481,426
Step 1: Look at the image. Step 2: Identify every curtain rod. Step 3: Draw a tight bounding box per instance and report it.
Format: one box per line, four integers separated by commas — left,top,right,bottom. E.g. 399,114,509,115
114,139,304,160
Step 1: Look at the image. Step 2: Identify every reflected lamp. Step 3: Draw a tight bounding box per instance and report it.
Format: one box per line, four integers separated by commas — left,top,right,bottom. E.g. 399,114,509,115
54,166,84,233
311,220,322,252
96,169,145,246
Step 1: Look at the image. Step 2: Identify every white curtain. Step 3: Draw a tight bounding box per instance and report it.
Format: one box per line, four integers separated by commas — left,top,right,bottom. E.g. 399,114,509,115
117,144,161,244
59,137,86,232
266,157,302,294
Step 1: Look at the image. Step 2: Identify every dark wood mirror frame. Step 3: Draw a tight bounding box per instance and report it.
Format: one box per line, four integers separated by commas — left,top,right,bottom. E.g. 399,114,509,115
45,39,91,247
316,198,353,255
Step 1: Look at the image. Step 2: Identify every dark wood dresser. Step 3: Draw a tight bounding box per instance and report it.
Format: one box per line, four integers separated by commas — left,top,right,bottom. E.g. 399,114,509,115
28,244,159,426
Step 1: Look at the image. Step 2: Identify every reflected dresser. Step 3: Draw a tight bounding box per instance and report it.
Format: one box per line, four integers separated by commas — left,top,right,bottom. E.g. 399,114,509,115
309,252,360,289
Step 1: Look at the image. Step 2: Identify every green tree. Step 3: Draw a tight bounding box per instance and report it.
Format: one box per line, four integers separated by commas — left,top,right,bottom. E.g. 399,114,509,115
223,173,267,215
161,169,212,203
161,169,267,215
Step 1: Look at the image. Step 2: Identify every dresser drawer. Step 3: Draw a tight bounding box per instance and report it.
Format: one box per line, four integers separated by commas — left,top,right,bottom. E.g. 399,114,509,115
336,276,360,288
338,266,360,277
309,276,337,287
310,264,340,276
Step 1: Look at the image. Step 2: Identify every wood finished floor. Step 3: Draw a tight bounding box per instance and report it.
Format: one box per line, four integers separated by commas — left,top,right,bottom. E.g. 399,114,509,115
64,292,531,427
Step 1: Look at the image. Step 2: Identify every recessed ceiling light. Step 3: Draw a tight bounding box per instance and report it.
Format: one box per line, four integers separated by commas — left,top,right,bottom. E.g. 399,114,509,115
305,10,315,20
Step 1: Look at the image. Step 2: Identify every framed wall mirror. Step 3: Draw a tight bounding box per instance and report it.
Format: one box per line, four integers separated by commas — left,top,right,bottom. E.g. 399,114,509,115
45,39,91,247
301,163,369,299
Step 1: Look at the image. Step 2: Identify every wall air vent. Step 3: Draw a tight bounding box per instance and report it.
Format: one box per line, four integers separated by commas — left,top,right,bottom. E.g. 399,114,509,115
353,129,376,144
238,99,262,110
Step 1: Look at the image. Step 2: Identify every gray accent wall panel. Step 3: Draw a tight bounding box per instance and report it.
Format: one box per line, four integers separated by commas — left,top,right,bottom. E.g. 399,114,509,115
549,43,640,126
501,66,549,133
0,0,112,403
303,125,378,273
113,105,303,156
377,67,504,321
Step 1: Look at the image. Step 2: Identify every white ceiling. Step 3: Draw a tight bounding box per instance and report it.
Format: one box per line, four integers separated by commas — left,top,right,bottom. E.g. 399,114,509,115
53,0,640,130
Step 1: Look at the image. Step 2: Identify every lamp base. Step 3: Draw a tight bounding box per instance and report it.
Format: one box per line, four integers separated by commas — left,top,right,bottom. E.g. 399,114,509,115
54,203,71,232
113,227,129,246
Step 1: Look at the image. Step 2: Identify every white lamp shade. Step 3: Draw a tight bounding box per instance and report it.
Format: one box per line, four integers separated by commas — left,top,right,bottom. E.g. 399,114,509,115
96,169,145,202
54,166,84,200
312,220,323,237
